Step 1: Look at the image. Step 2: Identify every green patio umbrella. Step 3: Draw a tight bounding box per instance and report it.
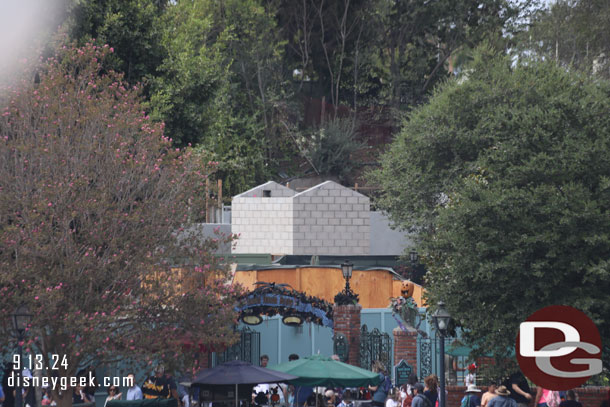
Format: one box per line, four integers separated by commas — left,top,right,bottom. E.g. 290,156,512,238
267,354,381,388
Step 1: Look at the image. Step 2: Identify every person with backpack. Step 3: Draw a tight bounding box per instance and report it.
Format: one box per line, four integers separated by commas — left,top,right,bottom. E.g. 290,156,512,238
461,385,482,407
368,361,391,407
411,384,432,407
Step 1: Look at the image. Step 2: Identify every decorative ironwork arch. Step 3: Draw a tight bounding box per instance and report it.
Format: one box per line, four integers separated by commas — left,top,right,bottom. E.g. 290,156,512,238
360,324,392,375
236,282,334,328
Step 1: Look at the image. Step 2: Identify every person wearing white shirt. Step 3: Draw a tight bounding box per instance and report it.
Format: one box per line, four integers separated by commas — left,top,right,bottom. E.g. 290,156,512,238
126,374,143,400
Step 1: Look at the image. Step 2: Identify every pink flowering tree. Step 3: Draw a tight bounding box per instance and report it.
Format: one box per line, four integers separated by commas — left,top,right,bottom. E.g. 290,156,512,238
0,43,242,407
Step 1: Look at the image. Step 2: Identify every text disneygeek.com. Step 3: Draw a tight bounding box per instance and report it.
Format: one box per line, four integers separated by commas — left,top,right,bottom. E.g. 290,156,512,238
8,372,134,392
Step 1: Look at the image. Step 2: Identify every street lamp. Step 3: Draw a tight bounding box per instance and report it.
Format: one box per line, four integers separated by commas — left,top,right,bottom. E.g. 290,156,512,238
334,260,359,305
432,302,451,407
341,260,353,291
11,304,32,407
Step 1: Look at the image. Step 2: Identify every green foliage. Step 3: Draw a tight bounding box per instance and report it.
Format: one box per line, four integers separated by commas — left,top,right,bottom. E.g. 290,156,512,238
372,49,610,370
520,0,610,79
67,0,167,84
55,0,537,195
150,0,290,197
300,118,363,182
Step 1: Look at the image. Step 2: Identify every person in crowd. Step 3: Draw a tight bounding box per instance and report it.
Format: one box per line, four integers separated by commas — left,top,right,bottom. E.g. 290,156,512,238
142,364,171,399
386,389,401,407
104,385,122,407
338,390,354,407
535,387,559,407
401,385,413,407
2,366,16,407
402,373,419,407
165,372,180,401
368,361,390,407
284,385,296,407
481,383,498,407
20,368,37,407
306,392,325,407
411,384,431,407
504,371,531,407
260,355,270,368
73,385,94,404
41,388,53,406
445,342,466,386
465,365,477,387
324,390,335,407
177,381,190,407
461,385,482,407
125,374,143,400
558,390,581,407
76,367,98,401
488,386,516,407
0,384,5,404
253,355,272,404
289,354,313,407
423,375,438,407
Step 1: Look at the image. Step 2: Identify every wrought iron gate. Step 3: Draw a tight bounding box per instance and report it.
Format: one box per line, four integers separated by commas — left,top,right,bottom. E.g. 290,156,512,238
360,325,392,375
417,337,469,382
211,327,260,367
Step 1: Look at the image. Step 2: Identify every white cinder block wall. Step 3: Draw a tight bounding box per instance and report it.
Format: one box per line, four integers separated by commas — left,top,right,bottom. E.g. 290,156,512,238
231,180,370,255
292,181,369,255
231,181,295,254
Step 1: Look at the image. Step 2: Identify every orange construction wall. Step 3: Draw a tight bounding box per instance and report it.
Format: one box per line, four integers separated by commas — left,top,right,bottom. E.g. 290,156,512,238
233,267,424,309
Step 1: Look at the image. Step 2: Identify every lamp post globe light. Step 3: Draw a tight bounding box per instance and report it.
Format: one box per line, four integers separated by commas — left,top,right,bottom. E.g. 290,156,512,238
432,302,451,407
11,305,33,407
341,259,353,290
334,260,359,305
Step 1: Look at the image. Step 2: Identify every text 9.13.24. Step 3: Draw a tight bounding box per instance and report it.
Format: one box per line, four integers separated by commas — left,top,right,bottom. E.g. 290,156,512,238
13,354,69,371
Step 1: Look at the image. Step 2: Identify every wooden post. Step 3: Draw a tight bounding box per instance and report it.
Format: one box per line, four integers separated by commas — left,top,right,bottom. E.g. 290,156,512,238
354,183,359,192
205,178,210,223
218,179,223,223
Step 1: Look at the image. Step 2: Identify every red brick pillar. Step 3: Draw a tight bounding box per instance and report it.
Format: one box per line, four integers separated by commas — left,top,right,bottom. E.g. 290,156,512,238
333,304,362,366
393,326,418,377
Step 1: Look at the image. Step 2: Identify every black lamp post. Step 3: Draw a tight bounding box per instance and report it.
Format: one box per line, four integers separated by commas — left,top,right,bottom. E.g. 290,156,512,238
432,302,451,407
341,260,353,294
335,260,359,305
11,304,32,407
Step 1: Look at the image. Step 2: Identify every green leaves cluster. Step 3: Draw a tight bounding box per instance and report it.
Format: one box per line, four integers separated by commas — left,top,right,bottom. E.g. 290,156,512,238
59,0,521,193
521,0,610,79
372,50,610,370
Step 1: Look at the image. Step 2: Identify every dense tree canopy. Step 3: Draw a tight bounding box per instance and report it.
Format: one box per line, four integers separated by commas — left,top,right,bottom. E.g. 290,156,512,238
56,0,525,194
372,50,610,371
0,44,241,406
521,0,610,79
